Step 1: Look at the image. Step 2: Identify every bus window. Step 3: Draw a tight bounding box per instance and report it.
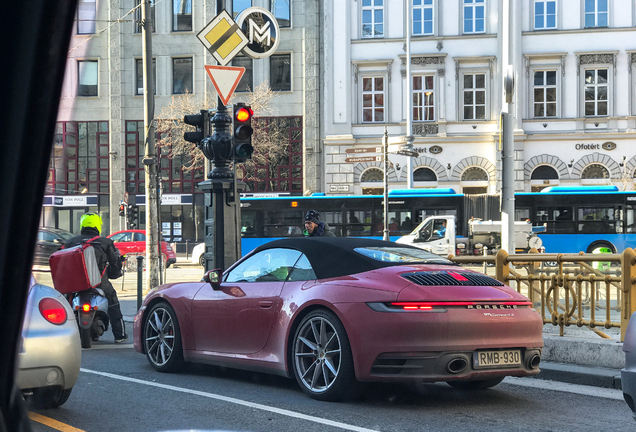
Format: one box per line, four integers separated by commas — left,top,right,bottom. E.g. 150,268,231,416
263,210,303,237
536,206,574,233
577,207,618,234
346,210,372,236
626,206,636,233
516,208,531,221
241,210,258,237
322,211,343,237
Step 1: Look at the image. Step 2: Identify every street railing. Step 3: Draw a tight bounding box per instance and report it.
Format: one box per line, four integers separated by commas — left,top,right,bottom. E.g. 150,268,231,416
449,248,636,342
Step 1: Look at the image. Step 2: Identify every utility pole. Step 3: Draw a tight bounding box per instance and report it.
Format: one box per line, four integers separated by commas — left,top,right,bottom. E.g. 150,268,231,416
142,0,160,289
501,0,516,254
405,0,414,188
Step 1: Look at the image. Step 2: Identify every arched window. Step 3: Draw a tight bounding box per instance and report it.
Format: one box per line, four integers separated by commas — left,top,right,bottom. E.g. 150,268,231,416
581,164,609,179
461,167,488,181
531,165,559,180
360,168,384,182
413,167,437,182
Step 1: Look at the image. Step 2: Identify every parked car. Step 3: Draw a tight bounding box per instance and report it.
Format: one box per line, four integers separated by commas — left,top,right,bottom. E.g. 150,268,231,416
33,227,74,266
107,230,177,268
133,237,543,401
191,243,205,266
17,275,81,408
622,310,636,421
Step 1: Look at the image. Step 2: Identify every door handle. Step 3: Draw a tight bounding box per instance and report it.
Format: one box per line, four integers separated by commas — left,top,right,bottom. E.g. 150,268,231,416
258,301,273,308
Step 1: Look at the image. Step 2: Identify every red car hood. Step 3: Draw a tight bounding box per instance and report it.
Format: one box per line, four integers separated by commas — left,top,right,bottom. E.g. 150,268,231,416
320,264,528,302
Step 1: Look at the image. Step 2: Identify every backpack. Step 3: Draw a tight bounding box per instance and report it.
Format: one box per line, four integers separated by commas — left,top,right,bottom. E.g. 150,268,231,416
49,236,106,294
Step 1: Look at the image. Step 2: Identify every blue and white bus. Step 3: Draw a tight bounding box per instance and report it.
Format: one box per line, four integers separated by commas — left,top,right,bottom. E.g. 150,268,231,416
517,185,636,254
239,186,636,255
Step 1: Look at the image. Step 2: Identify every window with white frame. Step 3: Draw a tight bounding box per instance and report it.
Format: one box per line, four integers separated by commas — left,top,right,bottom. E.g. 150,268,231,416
463,0,485,34
362,0,384,38
413,75,434,121
584,0,608,28
77,0,96,34
413,0,434,35
77,60,98,96
533,70,557,117
534,0,556,29
462,73,486,120
584,68,608,116
362,77,385,123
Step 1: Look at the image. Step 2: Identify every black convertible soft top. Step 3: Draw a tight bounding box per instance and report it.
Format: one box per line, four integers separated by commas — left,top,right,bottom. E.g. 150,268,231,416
248,237,450,280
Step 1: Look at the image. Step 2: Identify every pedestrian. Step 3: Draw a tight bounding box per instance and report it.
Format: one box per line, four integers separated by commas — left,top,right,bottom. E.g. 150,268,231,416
64,213,128,343
303,210,336,237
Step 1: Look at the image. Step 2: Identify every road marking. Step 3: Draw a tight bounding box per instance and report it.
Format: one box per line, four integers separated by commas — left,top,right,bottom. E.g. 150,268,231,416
29,412,85,432
504,377,624,400
81,368,379,432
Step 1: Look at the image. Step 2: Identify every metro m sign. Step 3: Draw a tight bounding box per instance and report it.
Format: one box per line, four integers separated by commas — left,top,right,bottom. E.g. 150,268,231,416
237,7,280,59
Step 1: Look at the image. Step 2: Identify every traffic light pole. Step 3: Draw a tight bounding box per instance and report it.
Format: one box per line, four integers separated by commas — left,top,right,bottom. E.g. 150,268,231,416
198,99,243,271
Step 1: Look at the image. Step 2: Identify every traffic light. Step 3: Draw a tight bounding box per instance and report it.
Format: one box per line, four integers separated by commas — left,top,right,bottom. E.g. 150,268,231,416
127,204,139,229
232,103,254,163
118,204,125,217
183,109,211,145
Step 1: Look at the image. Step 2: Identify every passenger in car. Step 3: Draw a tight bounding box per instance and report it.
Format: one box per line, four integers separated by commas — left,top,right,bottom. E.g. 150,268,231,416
303,210,336,237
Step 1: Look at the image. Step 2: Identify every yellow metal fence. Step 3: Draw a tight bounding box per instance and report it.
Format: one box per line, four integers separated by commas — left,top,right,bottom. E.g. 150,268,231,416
449,248,636,342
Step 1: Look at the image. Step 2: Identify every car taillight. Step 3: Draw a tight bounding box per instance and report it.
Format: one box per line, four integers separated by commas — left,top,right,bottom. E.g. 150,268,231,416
38,298,67,325
82,303,91,313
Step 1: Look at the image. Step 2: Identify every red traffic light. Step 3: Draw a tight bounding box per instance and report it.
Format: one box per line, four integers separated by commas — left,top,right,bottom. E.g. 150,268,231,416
235,107,253,122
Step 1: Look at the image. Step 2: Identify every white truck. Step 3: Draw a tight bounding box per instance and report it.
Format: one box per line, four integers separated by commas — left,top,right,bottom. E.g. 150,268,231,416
395,215,544,257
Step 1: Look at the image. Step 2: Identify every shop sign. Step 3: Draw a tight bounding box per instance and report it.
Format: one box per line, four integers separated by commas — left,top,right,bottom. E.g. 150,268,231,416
429,145,443,154
574,143,615,151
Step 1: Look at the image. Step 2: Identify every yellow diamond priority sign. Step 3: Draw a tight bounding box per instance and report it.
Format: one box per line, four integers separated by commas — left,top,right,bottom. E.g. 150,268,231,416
197,10,248,66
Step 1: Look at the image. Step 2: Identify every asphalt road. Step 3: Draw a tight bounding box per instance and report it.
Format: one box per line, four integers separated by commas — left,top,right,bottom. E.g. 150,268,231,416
27,341,634,432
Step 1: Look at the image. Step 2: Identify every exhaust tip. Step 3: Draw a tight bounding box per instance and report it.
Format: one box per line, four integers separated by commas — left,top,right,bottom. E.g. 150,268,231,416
528,354,541,370
447,357,468,374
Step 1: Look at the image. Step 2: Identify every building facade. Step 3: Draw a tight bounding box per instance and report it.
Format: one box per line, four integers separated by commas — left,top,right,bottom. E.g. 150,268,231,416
321,0,636,197
46,0,320,247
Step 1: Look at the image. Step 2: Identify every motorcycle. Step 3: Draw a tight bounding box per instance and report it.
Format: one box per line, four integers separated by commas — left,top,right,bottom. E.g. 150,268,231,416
71,288,109,349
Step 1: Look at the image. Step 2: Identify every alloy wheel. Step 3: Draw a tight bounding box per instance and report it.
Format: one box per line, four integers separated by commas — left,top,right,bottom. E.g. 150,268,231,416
294,316,342,393
145,306,176,367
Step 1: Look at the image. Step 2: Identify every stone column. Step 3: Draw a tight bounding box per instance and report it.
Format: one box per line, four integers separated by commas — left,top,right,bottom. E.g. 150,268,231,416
302,0,321,193
108,0,126,234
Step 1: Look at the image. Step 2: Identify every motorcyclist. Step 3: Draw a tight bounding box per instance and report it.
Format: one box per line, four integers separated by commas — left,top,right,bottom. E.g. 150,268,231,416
64,213,128,343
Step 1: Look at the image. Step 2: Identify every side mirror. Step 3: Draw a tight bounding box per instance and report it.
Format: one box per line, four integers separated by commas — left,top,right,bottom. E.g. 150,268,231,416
53,238,62,244
202,269,223,290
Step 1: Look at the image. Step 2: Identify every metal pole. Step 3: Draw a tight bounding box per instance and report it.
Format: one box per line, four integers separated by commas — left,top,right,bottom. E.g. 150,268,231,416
136,255,144,310
142,0,160,289
405,0,413,188
500,0,515,254
383,127,390,241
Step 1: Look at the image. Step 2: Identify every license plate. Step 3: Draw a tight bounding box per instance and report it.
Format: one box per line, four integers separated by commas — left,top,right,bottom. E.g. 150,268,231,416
473,350,521,368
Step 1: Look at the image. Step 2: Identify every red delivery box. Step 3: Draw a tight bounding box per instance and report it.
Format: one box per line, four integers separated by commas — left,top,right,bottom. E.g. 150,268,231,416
49,238,103,294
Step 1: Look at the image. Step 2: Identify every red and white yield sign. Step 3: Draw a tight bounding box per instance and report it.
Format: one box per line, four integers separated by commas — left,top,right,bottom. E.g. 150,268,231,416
204,65,245,106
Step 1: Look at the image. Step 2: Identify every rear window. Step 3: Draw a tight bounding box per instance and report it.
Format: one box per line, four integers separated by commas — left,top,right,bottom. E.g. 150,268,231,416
354,247,454,265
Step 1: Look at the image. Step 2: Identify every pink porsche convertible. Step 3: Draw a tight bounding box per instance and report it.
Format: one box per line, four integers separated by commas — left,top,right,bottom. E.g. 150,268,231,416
133,237,543,401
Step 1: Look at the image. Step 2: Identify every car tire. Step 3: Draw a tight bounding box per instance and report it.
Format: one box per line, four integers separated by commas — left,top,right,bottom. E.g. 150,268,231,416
292,309,358,401
79,328,92,349
28,387,73,409
446,377,504,390
144,301,184,373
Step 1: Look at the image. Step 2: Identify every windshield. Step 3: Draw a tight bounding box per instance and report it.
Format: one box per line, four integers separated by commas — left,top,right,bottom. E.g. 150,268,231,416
354,246,454,265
